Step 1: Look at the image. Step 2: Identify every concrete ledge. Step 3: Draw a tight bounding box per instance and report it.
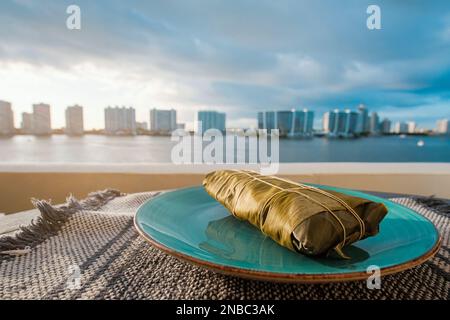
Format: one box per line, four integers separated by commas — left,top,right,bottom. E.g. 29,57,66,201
1,163,449,214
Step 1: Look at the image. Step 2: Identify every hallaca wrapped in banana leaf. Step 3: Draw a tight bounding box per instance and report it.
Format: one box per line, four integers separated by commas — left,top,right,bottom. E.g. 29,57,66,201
203,170,388,259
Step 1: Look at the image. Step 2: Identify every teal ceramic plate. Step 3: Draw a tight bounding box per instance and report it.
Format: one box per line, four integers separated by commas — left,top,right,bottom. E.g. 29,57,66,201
135,185,440,283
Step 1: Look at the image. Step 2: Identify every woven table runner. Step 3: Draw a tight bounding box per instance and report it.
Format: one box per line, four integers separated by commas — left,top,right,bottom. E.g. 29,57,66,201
0,190,448,300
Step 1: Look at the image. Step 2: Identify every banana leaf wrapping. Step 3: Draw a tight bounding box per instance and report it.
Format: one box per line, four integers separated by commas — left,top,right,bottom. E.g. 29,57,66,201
203,170,388,259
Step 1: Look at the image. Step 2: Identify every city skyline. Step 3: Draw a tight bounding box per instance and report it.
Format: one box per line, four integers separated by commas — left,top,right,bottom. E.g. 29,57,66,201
7,95,449,132
1,100,449,136
1,1,450,130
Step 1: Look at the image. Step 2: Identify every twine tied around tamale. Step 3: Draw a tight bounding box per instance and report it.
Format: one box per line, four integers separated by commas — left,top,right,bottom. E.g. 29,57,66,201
228,170,366,258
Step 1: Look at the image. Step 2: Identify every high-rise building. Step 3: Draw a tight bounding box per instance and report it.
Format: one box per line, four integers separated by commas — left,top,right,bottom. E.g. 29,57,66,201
257,111,265,129
324,108,367,137
65,105,84,135
356,104,369,134
257,111,276,130
380,118,391,134
333,109,347,135
0,100,14,135
323,111,336,133
369,112,380,134
407,121,417,134
32,103,51,135
104,106,136,135
149,108,177,133
393,121,408,134
259,109,314,136
197,111,226,133
344,109,358,135
257,112,265,130
292,110,305,135
265,111,276,130
301,109,314,135
436,119,449,135
276,111,293,136
21,112,33,134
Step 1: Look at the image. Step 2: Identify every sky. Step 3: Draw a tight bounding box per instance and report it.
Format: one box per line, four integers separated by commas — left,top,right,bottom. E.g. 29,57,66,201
0,0,450,130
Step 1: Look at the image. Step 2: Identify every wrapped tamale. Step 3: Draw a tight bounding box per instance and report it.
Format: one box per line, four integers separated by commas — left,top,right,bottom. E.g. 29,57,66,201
203,170,388,259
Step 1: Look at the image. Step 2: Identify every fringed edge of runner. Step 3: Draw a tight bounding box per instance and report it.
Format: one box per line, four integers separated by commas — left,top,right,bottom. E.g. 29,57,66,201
0,189,122,255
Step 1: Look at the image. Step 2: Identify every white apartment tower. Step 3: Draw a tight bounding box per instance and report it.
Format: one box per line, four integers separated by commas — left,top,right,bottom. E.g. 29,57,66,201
407,121,417,134
149,108,177,133
436,119,449,135
104,106,136,135
393,121,408,134
32,103,51,135
21,112,33,134
0,100,14,135
65,105,84,135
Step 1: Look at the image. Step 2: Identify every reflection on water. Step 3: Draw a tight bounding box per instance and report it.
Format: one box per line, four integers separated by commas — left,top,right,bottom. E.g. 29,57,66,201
199,215,370,269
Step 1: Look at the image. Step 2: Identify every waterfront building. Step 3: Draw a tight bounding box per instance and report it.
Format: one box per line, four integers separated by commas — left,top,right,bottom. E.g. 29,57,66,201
370,112,380,134
407,121,417,134
436,119,449,135
344,109,358,135
257,111,278,131
380,118,391,134
0,100,14,135
323,111,336,133
197,110,226,133
149,108,177,133
257,112,264,130
259,109,314,136
276,111,293,136
355,104,370,134
323,109,358,137
65,105,84,135
293,110,305,134
104,106,136,135
393,121,408,134
333,109,347,135
294,109,314,136
265,111,277,130
32,103,51,135
21,112,33,134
